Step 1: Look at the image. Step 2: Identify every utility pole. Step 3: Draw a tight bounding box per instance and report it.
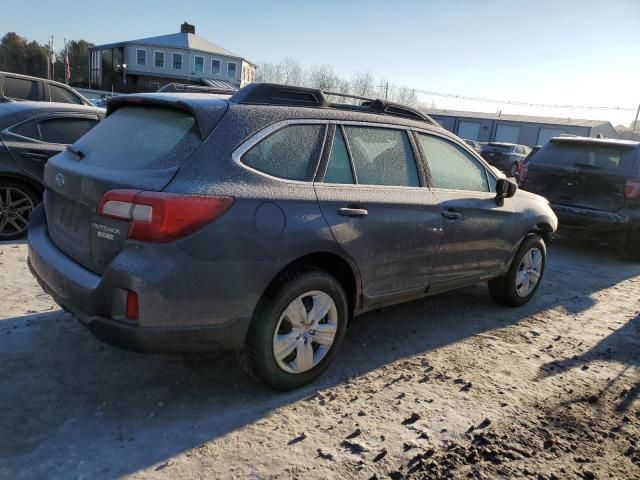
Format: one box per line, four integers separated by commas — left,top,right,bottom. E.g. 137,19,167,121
384,81,389,100
633,103,640,132
50,36,55,81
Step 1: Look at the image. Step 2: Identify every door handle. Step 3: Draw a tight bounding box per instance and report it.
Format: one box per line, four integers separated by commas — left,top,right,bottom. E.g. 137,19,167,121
338,207,368,217
441,209,462,221
20,151,50,161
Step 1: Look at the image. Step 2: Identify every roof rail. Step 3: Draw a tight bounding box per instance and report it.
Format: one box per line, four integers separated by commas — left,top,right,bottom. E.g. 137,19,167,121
230,83,438,126
158,83,236,95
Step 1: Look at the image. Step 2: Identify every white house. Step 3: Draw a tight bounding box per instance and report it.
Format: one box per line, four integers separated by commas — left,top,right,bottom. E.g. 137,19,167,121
89,23,256,92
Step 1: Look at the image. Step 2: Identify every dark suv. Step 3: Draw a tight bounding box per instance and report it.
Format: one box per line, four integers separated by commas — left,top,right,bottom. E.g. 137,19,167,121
28,84,557,389
522,136,640,259
481,142,531,178
0,71,92,106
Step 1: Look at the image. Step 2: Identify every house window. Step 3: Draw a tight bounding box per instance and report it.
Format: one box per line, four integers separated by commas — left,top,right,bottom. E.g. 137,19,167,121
136,49,146,66
172,53,182,70
227,61,237,78
211,58,221,74
154,51,165,68
150,82,160,91
194,55,204,73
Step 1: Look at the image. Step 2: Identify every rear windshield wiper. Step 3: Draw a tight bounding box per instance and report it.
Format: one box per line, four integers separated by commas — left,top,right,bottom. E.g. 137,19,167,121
66,145,85,160
573,163,601,170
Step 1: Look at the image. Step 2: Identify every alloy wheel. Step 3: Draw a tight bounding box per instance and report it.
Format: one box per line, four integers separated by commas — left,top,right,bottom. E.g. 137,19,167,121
515,247,543,297
0,186,35,239
272,290,338,374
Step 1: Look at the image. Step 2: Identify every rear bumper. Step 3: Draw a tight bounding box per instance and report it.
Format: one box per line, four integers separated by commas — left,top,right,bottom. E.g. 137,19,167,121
27,204,252,352
551,203,634,236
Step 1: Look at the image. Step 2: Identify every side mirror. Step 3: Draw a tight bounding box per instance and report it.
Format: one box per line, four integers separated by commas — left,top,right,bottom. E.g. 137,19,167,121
495,178,517,206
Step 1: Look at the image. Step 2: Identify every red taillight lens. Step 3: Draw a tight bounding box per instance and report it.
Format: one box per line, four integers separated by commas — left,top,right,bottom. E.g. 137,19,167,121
125,291,138,320
98,189,234,242
625,178,640,199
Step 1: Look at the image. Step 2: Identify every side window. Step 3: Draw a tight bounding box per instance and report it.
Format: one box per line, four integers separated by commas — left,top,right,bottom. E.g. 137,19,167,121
4,77,39,100
324,128,354,184
417,133,489,192
50,85,83,105
242,124,325,181
342,126,419,187
39,117,99,144
10,120,39,140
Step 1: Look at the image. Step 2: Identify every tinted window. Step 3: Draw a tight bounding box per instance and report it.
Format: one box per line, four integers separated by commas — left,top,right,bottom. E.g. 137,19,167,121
418,134,489,192
4,76,39,100
39,117,98,144
533,143,632,172
50,85,83,104
75,106,199,170
242,125,325,181
343,127,419,187
10,119,39,140
324,128,354,184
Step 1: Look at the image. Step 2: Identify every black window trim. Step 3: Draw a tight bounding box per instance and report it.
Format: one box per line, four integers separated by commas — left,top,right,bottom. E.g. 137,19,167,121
413,129,498,194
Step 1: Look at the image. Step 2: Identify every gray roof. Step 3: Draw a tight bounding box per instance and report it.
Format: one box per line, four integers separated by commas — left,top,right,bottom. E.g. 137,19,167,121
94,32,254,65
422,108,612,128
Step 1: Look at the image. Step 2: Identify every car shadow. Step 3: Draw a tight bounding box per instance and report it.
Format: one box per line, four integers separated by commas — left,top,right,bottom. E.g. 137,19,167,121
0,238,27,246
2,238,639,478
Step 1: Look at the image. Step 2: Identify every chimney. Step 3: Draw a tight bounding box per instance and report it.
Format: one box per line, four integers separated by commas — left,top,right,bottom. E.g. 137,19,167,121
181,22,195,34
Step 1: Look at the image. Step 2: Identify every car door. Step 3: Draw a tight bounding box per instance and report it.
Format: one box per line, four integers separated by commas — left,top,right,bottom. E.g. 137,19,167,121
314,124,443,305
0,114,100,180
415,131,516,289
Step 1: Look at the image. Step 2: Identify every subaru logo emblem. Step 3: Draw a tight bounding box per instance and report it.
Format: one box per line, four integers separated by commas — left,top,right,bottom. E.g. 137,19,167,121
55,173,65,188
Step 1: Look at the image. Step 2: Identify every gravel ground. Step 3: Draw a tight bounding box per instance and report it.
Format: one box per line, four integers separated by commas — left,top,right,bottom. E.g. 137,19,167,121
1,238,639,479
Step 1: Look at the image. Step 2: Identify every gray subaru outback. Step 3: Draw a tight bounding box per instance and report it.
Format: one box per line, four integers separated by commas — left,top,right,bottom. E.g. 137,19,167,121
28,84,557,389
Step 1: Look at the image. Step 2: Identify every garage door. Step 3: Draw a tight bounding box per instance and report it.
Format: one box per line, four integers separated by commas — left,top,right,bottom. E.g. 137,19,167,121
494,124,520,143
537,128,566,146
457,121,481,140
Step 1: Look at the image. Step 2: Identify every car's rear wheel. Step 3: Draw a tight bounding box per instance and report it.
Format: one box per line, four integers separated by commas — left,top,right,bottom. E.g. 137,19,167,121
0,180,39,241
239,267,348,390
509,162,519,178
489,234,546,307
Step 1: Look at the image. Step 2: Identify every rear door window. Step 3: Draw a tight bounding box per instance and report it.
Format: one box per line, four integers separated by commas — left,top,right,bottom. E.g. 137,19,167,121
417,133,490,192
3,76,39,100
342,126,419,187
76,106,199,170
242,124,325,181
50,84,84,104
10,119,39,140
39,117,99,144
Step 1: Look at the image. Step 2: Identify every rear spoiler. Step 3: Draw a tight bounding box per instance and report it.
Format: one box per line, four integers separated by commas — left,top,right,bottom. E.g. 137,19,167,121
106,94,228,139
550,136,639,148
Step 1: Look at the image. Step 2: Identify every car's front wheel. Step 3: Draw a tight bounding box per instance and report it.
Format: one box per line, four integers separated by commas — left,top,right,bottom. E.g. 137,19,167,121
489,234,546,307
239,267,348,390
0,180,39,241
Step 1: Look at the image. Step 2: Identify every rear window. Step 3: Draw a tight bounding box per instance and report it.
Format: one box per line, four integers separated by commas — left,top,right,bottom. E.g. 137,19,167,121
533,143,635,172
484,144,514,153
74,106,199,170
39,117,99,144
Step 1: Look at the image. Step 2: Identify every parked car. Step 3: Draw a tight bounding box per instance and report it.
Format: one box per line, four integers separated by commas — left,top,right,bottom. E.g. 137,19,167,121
521,136,640,259
481,142,531,178
0,71,93,106
0,101,104,239
28,83,557,389
463,139,483,154
517,145,541,183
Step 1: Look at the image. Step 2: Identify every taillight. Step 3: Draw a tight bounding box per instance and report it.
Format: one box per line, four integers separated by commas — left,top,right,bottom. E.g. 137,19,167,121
125,291,139,320
98,189,234,242
625,178,640,199
519,163,529,184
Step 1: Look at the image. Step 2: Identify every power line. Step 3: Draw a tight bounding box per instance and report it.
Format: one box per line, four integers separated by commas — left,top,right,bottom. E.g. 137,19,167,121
376,85,636,112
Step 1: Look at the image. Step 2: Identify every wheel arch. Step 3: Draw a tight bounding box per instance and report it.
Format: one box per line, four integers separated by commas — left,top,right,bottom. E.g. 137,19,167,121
0,173,44,197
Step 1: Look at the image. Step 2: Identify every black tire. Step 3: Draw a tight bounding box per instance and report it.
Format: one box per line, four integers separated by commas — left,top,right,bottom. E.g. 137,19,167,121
627,230,640,262
489,234,546,307
0,179,40,241
238,266,348,390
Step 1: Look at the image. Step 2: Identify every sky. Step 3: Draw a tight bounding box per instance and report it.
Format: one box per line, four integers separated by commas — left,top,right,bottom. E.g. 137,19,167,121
2,0,639,126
